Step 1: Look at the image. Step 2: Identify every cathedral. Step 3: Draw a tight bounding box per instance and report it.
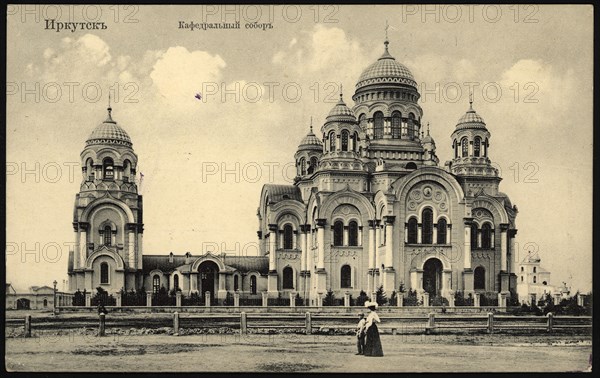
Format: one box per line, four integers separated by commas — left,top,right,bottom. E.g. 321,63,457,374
68,37,519,306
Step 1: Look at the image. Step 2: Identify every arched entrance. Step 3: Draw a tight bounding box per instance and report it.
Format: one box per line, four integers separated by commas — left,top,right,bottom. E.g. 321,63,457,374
423,258,443,297
17,298,30,310
198,261,219,304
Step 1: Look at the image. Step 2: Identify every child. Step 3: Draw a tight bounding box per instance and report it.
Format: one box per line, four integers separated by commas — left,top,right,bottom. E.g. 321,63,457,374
356,313,366,355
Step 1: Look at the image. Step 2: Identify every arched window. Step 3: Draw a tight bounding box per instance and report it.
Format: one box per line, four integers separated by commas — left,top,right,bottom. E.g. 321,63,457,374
474,266,485,290
86,158,94,181
358,114,367,131
250,275,257,294
152,275,160,294
471,224,478,249
437,218,447,244
341,265,352,288
308,156,318,174
348,221,359,246
373,111,384,139
422,208,433,244
299,158,306,176
533,267,537,273
43,299,48,307
521,267,524,272
474,137,481,157
103,158,114,179
123,159,131,182
233,275,239,291
351,132,358,151
481,223,492,249
484,138,489,157
408,113,415,139
461,138,469,157
329,131,336,152
391,111,401,138
282,267,294,289
103,225,112,245
341,130,349,151
283,224,294,250
454,140,458,158
407,218,418,244
333,221,344,246
533,276,537,283
173,275,179,291
100,262,109,284
406,162,417,170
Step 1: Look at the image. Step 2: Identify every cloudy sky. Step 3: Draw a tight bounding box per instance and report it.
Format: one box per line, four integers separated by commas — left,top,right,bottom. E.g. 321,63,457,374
6,5,592,293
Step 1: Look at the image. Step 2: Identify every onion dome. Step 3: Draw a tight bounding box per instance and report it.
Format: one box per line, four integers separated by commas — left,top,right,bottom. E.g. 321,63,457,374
86,107,132,147
456,100,487,131
297,119,323,152
325,93,356,123
356,40,417,91
422,123,435,145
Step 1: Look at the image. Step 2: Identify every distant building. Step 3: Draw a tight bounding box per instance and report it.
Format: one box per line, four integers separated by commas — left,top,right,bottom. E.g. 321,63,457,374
516,252,570,304
5,285,72,310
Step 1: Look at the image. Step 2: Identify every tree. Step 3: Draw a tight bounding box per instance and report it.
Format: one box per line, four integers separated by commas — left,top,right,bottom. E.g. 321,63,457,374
375,285,388,306
323,288,335,306
356,290,369,307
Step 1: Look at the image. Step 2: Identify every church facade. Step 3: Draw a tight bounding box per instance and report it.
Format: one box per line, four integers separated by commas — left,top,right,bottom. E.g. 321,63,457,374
68,37,519,306
257,38,519,305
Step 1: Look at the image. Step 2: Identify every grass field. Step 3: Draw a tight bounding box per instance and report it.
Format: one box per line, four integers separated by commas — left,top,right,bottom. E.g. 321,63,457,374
5,332,592,372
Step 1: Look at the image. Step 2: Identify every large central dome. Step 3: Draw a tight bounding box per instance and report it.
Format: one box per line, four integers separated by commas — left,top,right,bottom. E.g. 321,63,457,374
355,42,417,90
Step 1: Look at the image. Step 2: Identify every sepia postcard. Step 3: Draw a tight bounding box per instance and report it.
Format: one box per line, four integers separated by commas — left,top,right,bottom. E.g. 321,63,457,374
5,3,593,373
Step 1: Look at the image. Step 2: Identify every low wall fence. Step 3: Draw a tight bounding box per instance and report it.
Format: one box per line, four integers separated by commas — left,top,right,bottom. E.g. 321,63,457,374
6,312,592,338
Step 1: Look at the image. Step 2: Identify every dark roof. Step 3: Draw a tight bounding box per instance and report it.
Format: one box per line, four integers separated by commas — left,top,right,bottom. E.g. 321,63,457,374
264,184,303,203
142,255,187,275
141,254,269,275
223,255,269,274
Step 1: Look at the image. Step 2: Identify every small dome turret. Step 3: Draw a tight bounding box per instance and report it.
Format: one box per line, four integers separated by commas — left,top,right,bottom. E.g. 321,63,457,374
326,93,356,123
86,107,132,147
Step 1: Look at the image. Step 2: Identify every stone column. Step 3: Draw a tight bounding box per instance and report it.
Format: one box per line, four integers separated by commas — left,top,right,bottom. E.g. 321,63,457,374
85,292,91,307
262,291,268,307
343,226,349,246
432,224,438,245
553,293,561,305
127,224,136,268
190,272,199,294
474,293,481,307
73,224,79,268
382,216,396,293
205,291,211,307
441,269,452,300
267,224,279,296
344,292,350,307
218,272,227,301
499,224,510,293
146,292,152,307
421,292,429,307
116,292,122,307
316,292,323,308
446,224,451,244
417,224,422,244
300,225,308,273
305,225,313,302
315,219,327,294
373,219,381,289
176,291,182,307
290,292,296,308
498,292,508,307
234,291,240,307
463,218,474,296
79,224,88,269
367,220,376,294
358,226,363,246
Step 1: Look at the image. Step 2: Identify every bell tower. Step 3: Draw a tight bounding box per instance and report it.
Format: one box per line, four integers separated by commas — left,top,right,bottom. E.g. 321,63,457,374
68,105,143,293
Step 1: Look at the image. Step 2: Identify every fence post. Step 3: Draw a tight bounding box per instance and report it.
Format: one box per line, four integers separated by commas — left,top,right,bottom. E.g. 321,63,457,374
146,293,152,307
422,293,429,307
474,293,481,308
397,295,403,307
290,292,296,308
305,312,312,335
116,292,122,307
317,292,323,309
547,312,553,333
205,291,211,308
425,312,435,334
98,313,106,337
553,294,561,305
240,312,247,335
234,291,240,308
24,315,31,338
577,294,585,307
176,292,182,307
173,312,180,335
344,292,350,307
262,292,268,307
85,292,91,307
487,312,494,334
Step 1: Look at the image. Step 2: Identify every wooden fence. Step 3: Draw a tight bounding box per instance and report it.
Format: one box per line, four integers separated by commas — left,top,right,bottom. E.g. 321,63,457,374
6,312,592,337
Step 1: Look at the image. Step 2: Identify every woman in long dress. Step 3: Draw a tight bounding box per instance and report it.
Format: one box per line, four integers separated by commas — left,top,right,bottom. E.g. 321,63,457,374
363,301,384,357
